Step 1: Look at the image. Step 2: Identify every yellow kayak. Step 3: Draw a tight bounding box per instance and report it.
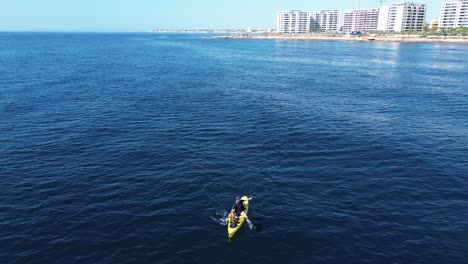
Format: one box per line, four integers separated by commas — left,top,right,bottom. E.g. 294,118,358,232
227,196,249,238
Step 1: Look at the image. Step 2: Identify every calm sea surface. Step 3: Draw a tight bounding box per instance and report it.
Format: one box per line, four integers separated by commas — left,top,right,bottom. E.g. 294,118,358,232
1,33,467,263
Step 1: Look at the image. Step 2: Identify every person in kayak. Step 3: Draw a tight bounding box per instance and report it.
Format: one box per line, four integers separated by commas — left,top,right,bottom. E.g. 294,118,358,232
226,196,252,226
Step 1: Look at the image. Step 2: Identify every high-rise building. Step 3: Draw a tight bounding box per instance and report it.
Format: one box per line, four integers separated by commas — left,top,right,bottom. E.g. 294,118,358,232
386,2,427,32
309,10,341,32
276,10,311,34
439,1,468,28
377,6,390,31
276,10,341,33
343,8,380,32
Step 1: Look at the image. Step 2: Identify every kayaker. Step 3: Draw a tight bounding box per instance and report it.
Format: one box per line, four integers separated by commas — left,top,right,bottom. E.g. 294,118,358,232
226,196,252,226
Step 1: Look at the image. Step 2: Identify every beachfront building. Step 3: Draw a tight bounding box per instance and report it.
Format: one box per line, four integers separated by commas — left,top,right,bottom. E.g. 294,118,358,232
377,6,390,31
309,10,341,32
276,10,311,34
343,8,380,32
276,10,341,33
439,1,468,28
430,20,439,30
386,2,427,32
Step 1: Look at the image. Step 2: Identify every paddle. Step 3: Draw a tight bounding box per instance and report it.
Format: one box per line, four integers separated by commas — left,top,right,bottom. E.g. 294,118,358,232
247,197,255,230
210,214,228,225
212,197,256,229
228,196,256,230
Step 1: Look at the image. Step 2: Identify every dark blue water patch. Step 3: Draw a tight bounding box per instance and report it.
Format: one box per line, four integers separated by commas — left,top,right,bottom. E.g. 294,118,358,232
0,32,467,264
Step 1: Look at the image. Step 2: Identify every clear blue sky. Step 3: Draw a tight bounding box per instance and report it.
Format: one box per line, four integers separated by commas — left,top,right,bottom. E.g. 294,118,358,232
0,0,447,32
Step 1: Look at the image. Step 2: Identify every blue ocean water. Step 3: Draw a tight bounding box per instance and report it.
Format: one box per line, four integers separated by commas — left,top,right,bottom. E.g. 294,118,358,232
0,32,467,263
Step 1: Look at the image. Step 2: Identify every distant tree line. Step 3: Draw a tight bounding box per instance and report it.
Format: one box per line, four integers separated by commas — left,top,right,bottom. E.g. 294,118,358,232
434,26,468,36
358,26,468,37
272,26,468,37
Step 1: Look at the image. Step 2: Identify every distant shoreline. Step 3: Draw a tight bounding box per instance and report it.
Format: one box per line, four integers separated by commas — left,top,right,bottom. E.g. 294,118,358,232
209,34,468,43
147,29,270,34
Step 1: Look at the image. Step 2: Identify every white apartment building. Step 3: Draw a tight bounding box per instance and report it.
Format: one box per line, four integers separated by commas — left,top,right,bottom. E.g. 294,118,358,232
343,8,380,32
309,10,341,32
276,10,341,33
439,1,468,28
377,6,390,31
276,10,311,34
386,2,427,32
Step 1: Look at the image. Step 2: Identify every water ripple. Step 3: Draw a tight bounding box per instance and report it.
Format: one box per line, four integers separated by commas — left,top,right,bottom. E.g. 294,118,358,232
0,33,467,264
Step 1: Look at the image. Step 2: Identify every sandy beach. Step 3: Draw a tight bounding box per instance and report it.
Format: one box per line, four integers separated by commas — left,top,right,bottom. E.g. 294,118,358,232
210,34,468,43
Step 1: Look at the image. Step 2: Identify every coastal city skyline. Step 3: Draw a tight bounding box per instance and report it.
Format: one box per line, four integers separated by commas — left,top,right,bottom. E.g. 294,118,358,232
0,0,454,32
276,2,430,34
